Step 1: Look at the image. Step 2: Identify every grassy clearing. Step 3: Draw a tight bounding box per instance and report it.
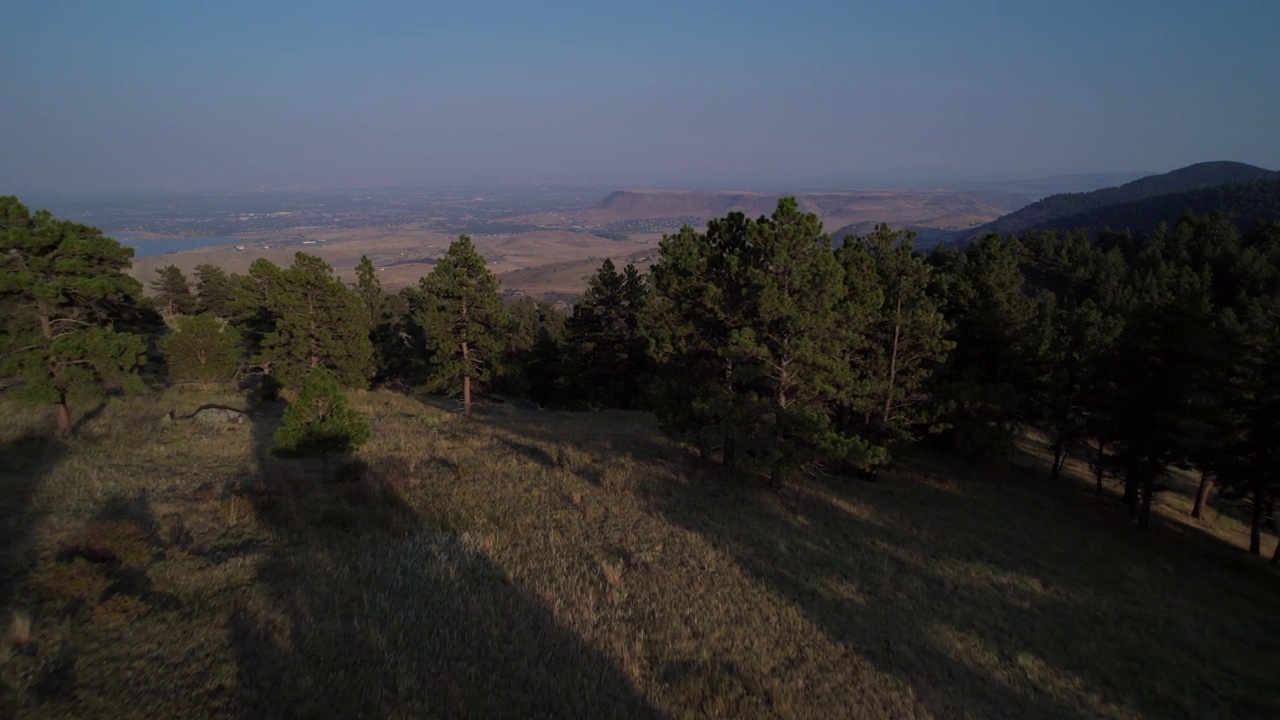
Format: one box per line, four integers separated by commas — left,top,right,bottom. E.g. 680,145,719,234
0,388,1277,719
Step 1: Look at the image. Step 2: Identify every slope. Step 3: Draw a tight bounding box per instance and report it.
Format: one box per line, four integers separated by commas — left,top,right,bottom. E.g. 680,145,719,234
957,161,1280,240
1043,179,1280,235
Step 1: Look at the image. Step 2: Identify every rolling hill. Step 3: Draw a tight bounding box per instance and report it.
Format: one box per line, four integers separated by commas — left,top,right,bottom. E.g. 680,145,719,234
1041,179,1280,235
954,161,1280,240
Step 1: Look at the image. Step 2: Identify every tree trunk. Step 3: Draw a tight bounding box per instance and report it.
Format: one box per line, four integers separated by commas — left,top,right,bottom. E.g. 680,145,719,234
1249,489,1263,555
769,466,782,490
1137,475,1153,529
1050,436,1066,482
1191,472,1215,519
722,435,736,470
1093,438,1106,496
56,392,73,436
461,341,472,416
1271,535,1280,565
1124,475,1139,519
882,290,903,425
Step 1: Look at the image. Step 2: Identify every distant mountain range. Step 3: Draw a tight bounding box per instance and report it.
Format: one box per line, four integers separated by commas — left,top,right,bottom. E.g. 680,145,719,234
950,161,1280,242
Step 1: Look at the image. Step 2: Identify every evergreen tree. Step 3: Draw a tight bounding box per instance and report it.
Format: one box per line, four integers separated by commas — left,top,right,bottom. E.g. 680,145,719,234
352,255,404,380
930,234,1039,460
494,296,566,402
159,313,244,388
414,236,509,416
647,215,758,466
271,367,371,477
837,225,951,463
562,258,650,408
229,258,286,355
651,199,852,487
150,265,196,316
193,263,235,317
1102,240,1212,528
1018,230,1125,481
355,255,388,330
257,253,374,389
0,196,147,435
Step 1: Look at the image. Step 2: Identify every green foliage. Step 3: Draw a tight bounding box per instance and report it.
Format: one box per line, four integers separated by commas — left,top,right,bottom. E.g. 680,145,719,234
835,225,952,461
561,259,650,408
271,367,371,467
193,263,235,317
650,199,860,485
0,196,147,434
150,265,196,316
413,236,509,414
930,234,1039,460
254,253,374,389
493,296,566,402
159,313,244,385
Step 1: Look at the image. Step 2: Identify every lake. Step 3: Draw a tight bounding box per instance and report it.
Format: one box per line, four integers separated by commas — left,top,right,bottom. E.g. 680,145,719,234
112,234,249,258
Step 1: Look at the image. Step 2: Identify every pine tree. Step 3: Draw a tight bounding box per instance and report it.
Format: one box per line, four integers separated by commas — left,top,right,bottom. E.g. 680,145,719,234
271,367,371,477
0,196,147,435
159,313,244,388
228,258,286,355
414,236,509,416
562,258,650,408
836,225,951,464
150,265,197,316
257,253,374,389
494,297,566,402
930,234,1039,460
647,217,757,465
353,255,403,380
194,263,235,317
651,199,851,487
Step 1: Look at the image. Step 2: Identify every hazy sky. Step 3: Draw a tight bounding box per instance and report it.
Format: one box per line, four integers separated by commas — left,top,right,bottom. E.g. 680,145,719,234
3,0,1278,193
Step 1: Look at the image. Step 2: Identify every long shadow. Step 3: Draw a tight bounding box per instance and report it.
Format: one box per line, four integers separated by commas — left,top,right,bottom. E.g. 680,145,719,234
651,463,1280,719
229,396,664,718
494,411,1280,718
0,426,68,613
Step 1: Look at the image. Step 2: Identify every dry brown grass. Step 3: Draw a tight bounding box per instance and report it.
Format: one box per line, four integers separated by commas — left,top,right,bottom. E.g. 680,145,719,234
0,388,1277,718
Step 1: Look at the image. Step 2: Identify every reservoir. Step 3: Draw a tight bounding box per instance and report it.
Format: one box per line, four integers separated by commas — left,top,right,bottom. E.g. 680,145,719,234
112,233,251,257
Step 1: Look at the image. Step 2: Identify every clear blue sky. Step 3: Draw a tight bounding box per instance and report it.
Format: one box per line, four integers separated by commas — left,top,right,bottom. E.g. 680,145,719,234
2,0,1277,193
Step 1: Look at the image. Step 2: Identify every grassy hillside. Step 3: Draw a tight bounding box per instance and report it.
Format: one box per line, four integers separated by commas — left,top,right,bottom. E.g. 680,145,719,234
957,161,1280,240
1,389,1277,719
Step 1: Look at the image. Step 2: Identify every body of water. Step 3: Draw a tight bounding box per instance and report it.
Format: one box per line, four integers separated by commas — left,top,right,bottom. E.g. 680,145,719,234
113,233,249,257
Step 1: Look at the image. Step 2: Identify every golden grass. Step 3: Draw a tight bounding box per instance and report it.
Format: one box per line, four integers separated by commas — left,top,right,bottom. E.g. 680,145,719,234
0,389,1277,718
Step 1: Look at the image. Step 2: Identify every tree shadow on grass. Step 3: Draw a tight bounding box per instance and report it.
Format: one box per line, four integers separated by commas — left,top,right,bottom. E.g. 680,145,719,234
491,409,1280,719
228,398,664,718
649,461,1280,719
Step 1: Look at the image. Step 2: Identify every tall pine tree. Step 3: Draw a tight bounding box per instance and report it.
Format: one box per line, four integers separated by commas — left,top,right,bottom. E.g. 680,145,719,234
256,253,374,389
414,236,509,416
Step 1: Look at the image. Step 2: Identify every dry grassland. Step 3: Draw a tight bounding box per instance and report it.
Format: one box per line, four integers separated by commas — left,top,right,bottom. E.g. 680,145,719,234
1,389,1276,718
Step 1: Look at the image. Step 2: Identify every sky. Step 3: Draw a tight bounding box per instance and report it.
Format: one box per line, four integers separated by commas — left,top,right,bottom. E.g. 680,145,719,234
2,0,1278,194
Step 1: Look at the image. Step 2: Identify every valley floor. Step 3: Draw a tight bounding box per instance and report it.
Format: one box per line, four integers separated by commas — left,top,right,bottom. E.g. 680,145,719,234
1,389,1277,719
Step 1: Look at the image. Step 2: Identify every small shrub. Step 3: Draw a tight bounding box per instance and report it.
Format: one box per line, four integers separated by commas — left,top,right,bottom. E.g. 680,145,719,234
272,368,371,478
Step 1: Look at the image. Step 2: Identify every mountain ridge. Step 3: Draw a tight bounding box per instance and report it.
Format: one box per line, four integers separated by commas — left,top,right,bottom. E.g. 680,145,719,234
951,161,1280,241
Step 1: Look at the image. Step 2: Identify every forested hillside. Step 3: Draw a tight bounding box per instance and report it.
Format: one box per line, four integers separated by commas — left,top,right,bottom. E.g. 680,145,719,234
960,161,1280,239
1042,179,1280,235
3,194,1280,717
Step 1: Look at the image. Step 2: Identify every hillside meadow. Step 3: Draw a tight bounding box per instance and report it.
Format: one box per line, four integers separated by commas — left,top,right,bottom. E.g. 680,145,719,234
0,388,1276,719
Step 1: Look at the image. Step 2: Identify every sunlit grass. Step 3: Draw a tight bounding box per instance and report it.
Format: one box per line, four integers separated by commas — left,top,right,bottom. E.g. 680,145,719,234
0,389,1277,718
